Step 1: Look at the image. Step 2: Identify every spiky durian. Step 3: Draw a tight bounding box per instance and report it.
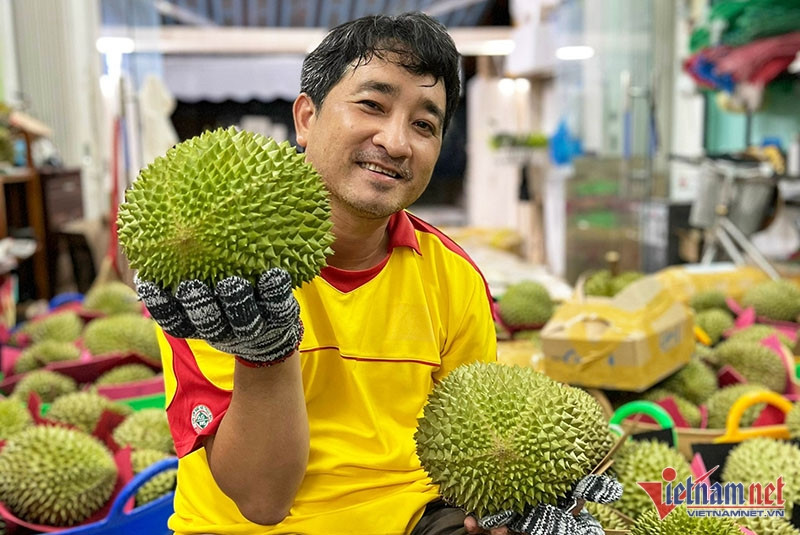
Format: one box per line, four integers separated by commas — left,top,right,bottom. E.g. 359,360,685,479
130,449,177,506
721,437,800,516
705,383,768,429
82,314,160,360
46,391,133,433
739,515,800,535
414,363,614,517
112,409,174,454
713,339,787,393
613,440,691,518
787,403,800,440
694,308,734,345
83,281,141,316
741,280,800,322
609,271,644,296
583,502,630,531
11,370,78,403
95,364,157,386
117,127,335,292
18,311,82,343
0,398,33,439
642,388,701,427
497,281,554,328
584,270,612,297
632,506,741,534
659,358,718,405
0,425,117,526
728,324,794,348
13,340,81,374
689,289,729,312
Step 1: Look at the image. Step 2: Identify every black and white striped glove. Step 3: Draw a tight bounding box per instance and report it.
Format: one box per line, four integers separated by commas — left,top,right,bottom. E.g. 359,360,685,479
477,474,622,535
135,268,302,367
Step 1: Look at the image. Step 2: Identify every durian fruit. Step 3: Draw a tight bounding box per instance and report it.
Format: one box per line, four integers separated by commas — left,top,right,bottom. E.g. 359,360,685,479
510,329,541,345
112,408,174,454
694,308,734,345
609,271,644,296
95,364,157,386
0,398,33,439
713,339,787,393
0,425,117,526
117,127,335,292
414,362,614,517
583,502,630,531
632,506,741,534
721,437,800,516
741,280,800,322
11,369,78,403
689,289,729,312
728,324,794,348
787,402,800,440
496,281,554,328
18,311,82,344
46,391,133,433
83,281,141,316
694,342,716,364
642,388,701,427
659,358,718,405
705,383,768,429
612,439,691,518
82,313,160,360
584,270,612,297
130,449,177,506
12,340,81,374
739,515,800,535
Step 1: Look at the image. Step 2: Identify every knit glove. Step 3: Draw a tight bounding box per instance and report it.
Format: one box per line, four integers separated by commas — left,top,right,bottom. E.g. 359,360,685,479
476,474,622,535
135,267,302,366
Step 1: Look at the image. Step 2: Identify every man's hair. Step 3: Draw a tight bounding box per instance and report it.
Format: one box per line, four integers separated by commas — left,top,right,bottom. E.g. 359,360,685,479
300,12,461,135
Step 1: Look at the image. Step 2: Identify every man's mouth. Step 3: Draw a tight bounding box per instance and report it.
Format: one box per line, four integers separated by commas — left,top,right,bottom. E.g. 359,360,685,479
359,162,402,179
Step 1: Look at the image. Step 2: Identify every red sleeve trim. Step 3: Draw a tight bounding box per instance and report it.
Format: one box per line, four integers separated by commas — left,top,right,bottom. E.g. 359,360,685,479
164,335,233,458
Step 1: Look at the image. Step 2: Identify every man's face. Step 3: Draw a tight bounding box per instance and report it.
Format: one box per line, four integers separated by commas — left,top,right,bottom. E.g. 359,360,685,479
294,55,446,220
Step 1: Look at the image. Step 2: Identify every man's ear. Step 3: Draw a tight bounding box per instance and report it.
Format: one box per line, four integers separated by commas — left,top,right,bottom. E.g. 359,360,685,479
293,93,316,149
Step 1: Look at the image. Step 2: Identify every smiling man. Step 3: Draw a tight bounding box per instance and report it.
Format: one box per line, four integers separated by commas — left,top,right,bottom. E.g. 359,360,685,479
143,12,498,535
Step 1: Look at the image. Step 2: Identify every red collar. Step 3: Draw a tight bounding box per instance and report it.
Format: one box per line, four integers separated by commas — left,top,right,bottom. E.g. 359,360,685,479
386,210,421,255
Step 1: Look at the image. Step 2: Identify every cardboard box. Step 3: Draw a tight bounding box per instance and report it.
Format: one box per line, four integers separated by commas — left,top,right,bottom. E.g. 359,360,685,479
540,276,694,391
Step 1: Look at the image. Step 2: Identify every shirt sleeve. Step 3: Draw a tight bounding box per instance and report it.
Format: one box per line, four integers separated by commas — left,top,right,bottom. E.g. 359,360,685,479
157,329,235,458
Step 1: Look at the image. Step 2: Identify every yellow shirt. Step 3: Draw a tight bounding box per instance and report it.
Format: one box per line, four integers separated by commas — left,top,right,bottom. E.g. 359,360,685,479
159,211,497,534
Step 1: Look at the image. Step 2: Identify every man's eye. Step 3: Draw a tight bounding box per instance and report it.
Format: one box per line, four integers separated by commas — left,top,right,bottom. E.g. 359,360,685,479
360,100,381,110
415,121,434,133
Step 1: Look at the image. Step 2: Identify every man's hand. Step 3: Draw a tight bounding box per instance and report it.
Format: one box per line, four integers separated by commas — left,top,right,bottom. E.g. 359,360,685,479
135,267,302,366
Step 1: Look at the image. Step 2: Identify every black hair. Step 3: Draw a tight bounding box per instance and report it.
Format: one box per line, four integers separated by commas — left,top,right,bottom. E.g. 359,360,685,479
300,12,461,135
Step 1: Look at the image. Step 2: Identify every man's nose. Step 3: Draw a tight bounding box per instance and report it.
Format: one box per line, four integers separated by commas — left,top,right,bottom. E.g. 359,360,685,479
373,116,412,160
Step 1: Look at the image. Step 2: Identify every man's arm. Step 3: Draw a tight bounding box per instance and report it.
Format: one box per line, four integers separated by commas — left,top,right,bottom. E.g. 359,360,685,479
205,356,309,525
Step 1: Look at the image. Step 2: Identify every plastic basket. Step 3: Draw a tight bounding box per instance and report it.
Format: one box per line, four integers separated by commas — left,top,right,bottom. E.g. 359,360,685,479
57,457,177,535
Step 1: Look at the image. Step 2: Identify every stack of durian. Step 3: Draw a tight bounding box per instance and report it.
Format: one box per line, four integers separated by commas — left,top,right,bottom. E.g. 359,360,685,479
494,280,555,344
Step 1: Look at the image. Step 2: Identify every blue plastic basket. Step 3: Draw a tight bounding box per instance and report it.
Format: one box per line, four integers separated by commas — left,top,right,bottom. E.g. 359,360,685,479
57,457,177,535
48,292,84,310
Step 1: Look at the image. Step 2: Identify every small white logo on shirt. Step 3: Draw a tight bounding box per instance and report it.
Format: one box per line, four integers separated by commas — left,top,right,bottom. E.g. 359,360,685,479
191,404,213,433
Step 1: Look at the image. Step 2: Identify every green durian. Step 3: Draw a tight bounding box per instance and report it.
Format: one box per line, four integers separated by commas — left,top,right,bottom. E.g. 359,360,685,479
632,506,741,534
497,281,554,327
414,362,614,517
583,502,630,531
11,369,78,403
18,311,82,343
613,439,691,518
0,425,117,526
721,437,800,516
689,289,729,312
642,388,701,427
95,364,157,386
117,127,335,292
83,281,141,315
659,358,718,405
584,270,612,297
82,314,160,360
694,342,716,364
609,271,644,296
787,402,800,440
713,339,787,393
130,449,177,506
739,515,800,535
705,383,768,429
741,280,800,322
728,324,794,348
112,408,174,454
13,340,81,374
694,308,734,345
46,391,133,433
0,398,33,439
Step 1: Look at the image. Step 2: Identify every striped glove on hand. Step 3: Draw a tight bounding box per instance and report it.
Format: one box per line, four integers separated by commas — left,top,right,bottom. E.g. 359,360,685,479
476,474,622,535
135,267,302,366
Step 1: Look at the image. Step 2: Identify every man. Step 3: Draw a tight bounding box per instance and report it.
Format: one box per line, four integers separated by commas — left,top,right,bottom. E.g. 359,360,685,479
138,12,500,535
